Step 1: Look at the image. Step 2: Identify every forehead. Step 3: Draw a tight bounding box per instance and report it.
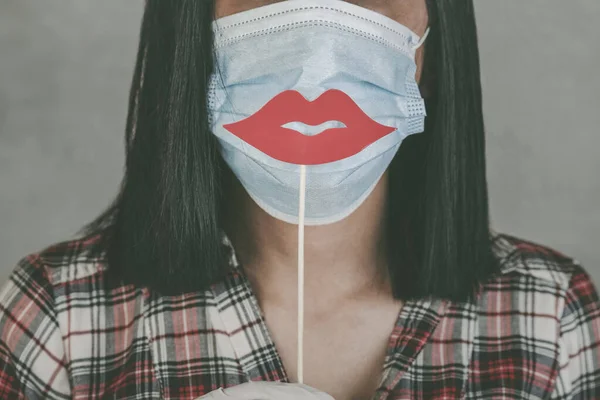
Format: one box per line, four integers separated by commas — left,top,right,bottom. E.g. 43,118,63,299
214,0,428,32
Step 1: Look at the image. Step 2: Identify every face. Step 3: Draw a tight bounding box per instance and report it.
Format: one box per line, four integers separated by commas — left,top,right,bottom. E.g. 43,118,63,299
213,0,429,83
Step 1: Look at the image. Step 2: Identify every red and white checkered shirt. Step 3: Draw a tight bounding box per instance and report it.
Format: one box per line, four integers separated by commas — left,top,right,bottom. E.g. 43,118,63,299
0,232,599,399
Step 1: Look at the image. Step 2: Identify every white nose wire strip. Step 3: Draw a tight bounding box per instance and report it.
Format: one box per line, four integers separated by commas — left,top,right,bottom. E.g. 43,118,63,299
297,165,306,383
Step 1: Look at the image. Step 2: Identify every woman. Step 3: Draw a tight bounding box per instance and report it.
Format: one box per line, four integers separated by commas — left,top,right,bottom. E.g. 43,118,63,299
0,0,598,399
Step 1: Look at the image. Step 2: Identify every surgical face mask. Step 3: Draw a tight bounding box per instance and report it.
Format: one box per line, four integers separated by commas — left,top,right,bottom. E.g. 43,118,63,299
208,0,429,226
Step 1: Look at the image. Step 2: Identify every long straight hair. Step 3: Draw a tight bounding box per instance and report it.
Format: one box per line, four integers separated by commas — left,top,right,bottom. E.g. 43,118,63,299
78,0,500,302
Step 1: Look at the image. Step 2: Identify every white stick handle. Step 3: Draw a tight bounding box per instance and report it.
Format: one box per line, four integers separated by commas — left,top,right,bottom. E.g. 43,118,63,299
297,165,306,383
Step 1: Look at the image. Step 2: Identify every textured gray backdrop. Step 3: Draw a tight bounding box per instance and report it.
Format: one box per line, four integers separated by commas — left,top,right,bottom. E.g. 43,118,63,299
0,1,598,287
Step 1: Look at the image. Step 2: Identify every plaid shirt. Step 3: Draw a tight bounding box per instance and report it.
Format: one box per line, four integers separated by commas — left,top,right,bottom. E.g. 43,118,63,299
0,232,599,399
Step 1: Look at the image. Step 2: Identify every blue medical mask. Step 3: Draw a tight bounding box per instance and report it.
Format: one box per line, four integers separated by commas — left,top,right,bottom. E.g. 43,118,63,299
208,0,428,225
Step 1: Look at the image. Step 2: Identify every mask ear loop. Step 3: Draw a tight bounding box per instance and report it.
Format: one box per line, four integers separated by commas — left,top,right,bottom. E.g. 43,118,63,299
412,27,431,50
297,164,306,383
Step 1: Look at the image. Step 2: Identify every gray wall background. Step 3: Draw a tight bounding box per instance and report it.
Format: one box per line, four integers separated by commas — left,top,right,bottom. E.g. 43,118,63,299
0,1,599,287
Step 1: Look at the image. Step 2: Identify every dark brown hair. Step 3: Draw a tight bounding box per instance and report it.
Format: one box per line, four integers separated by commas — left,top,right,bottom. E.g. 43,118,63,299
78,0,500,302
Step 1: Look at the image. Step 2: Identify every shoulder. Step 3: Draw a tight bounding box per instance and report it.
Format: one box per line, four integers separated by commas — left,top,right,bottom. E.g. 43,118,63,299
32,234,108,286
484,231,599,343
483,230,599,327
475,231,599,344
487,233,600,396
0,237,98,397
1,234,111,297
490,231,589,292
0,234,116,329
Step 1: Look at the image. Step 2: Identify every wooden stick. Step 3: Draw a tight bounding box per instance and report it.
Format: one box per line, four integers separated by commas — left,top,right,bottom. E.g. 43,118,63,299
297,165,306,383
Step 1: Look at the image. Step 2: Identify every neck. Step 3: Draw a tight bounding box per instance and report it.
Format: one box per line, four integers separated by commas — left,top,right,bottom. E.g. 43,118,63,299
224,171,392,309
